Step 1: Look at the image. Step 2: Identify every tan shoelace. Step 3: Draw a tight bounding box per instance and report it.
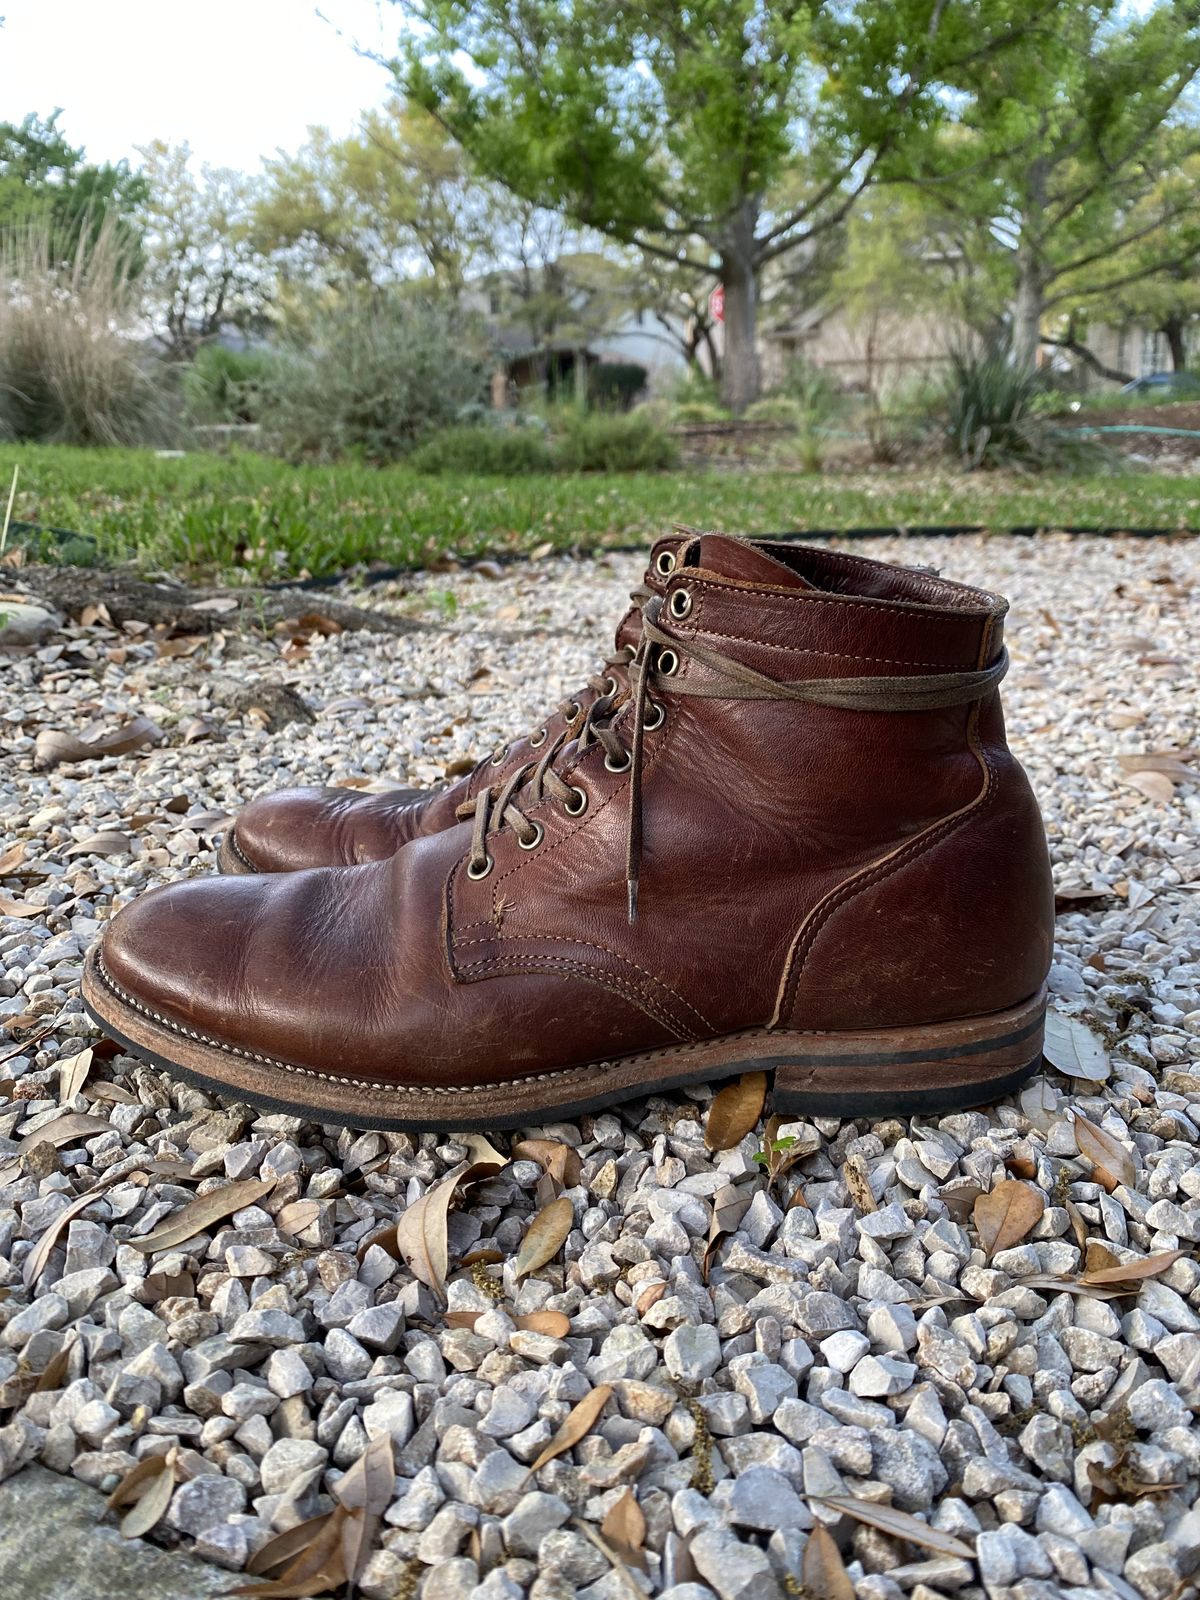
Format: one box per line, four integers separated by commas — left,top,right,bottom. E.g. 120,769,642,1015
461,593,1008,921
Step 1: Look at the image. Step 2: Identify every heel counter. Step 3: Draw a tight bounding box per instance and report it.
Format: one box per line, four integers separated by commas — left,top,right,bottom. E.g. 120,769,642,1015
779,753,1054,1032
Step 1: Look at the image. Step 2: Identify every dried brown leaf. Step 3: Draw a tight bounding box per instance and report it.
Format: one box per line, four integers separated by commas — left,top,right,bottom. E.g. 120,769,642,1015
23,1167,139,1288
246,1514,336,1577
130,1175,277,1253
64,832,132,858
516,1311,571,1338
58,1048,93,1106
34,716,162,771
526,1384,613,1478
600,1488,646,1569
106,1449,176,1539
802,1521,856,1600
233,1504,348,1597
704,1072,767,1151
1124,770,1176,804
1080,1248,1185,1287
702,1182,753,1281
514,1195,574,1280
973,1180,1045,1257
386,1162,466,1302
511,1138,581,1191
0,896,41,918
1065,1200,1089,1251
1073,1113,1137,1192
334,1432,394,1584
0,841,27,875
843,1151,877,1215
814,1496,974,1559
18,1111,111,1153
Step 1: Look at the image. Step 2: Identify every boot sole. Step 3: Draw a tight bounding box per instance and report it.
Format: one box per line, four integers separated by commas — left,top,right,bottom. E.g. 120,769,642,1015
216,831,257,875
81,950,1047,1133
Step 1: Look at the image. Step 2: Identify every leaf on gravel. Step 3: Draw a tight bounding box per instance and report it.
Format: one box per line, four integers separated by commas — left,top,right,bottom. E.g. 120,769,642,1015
0,841,27,875
516,1310,571,1338
1123,769,1177,803
18,1111,111,1152
511,1138,581,1192
1073,1113,1137,1192
1080,1248,1185,1288
802,1521,856,1600
383,1162,467,1302
1065,1200,1089,1251
34,716,162,771
64,832,132,858
444,1310,483,1330
460,1132,509,1171
814,1496,974,1559
1043,1010,1110,1082
571,1518,647,1600
600,1487,646,1569
704,1071,767,1151
514,1195,574,1281
106,1448,176,1539
247,1514,337,1577
130,1175,277,1253
233,1504,348,1597
58,1048,93,1105
842,1151,877,1214
23,1168,140,1288
702,1182,753,1281
525,1385,613,1479
333,1433,394,1585
276,1200,322,1237
973,1180,1045,1257
0,896,41,918
1019,1076,1061,1133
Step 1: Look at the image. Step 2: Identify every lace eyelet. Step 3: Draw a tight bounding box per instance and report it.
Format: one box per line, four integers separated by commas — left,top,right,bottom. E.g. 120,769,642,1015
467,855,493,880
655,549,676,577
602,675,619,697
657,647,678,676
604,750,632,773
643,700,665,731
528,728,548,749
564,701,581,722
489,746,509,766
518,821,544,851
563,785,588,817
669,587,692,620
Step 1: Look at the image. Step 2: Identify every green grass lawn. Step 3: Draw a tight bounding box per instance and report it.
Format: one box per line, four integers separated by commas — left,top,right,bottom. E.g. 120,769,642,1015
4,443,1199,583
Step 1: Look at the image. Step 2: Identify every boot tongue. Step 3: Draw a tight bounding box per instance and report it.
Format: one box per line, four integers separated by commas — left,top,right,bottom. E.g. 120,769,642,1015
683,533,817,589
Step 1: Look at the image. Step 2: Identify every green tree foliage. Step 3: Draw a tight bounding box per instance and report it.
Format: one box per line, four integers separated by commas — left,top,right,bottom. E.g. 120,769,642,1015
0,111,147,261
393,0,1063,410
896,2,1200,370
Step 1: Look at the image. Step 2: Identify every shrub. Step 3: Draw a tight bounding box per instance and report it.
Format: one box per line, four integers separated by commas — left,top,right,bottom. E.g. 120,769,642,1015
409,423,553,475
742,396,803,429
0,214,171,446
589,361,648,410
257,296,488,463
184,344,277,424
670,400,728,425
554,412,679,472
940,339,1104,471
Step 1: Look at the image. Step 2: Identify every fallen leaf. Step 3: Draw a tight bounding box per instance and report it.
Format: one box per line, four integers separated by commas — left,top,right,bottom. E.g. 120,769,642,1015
383,1162,468,1302
106,1449,176,1539
1054,885,1110,913
58,1048,93,1105
1123,770,1176,804
1065,1200,1089,1251
802,1521,856,1600
34,1342,72,1392
1073,1113,1137,1192
233,1503,348,1597
0,896,41,917
842,1151,877,1214
702,1182,753,1281
34,716,162,771
1043,1011,1110,1083
18,1111,111,1153
973,1180,1045,1257
600,1487,646,1569
23,1167,140,1288
333,1433,394,1584
514,1195,574,1280
276,1200,322,1237
1019,1077,1060,1133
247,1514,338,1577
130,1175,277,1252
1080,1248,1185,1288
571,1517,647,1600
705,1072,767,1151
189,595,239,614
526,1385,613,1479
815,1496,974,1559
516,1311,571,1338
444,1310,482,1330
511,1138,581,1192
0,841,27,875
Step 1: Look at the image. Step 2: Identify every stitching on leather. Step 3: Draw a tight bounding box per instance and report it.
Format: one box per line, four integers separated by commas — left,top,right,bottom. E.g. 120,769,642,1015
224,830,259,874
686,624,975,672
788,546,995,608
95,951,711,1089
684,572,990,624
455,933,712,1031
451,953,694,1039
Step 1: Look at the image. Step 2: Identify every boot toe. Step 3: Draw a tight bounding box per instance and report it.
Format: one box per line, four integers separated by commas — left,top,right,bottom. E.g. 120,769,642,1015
222,785,427,874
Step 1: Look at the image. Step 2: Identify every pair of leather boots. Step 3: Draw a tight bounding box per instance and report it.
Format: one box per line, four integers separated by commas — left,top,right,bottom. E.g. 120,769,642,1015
83,532,1054,1132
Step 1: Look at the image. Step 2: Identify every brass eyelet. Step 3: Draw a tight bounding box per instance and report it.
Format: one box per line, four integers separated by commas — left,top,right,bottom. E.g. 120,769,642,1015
603,675,619,697
604,750,632,773
489,746,509,766
518,821,544,851
657,647,678,676
467,855,493,880
669,587,692,620
528,728,548,749
655,549,676,577
564,701,581,722
643,700,665,731
563,785,588,817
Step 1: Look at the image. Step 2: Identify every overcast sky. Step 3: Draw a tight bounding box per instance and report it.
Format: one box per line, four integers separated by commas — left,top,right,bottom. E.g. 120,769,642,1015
2,0,400,172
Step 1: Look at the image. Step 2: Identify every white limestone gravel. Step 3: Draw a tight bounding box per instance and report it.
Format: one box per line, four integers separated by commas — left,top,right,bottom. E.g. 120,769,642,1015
1,530,1200,1600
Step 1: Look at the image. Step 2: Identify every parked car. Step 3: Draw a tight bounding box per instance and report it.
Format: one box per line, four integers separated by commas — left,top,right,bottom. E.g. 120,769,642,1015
1119,371,1200,398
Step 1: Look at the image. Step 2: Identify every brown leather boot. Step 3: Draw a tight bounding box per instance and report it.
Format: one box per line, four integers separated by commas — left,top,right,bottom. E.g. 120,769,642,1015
217,534,689,874
83,534,1054,1129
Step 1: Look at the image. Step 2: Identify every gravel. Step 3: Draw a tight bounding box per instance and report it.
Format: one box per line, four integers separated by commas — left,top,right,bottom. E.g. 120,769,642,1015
2,532,1200,1598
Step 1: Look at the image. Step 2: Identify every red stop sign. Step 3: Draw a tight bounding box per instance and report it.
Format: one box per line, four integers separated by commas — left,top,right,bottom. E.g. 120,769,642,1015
709,283,724,324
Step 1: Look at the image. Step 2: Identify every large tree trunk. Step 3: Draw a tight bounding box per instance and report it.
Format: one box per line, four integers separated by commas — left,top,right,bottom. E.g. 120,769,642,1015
718,206,761,412
1012,249,1044,373
1163,313,1187,372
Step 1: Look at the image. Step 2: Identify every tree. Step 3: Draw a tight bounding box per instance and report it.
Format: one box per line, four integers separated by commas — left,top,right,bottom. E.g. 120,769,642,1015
0,111,147,261
393,0,1061,410
898,2,1200,370
136,141,270,358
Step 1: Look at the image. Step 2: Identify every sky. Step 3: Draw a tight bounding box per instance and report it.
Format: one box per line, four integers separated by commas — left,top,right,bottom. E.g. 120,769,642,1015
1,0,401,172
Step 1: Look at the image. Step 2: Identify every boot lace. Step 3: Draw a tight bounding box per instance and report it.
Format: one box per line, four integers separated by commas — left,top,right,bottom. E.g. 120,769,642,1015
460,592,1008,922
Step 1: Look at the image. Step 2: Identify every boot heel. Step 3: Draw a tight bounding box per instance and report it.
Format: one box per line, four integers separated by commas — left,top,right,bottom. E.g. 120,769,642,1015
772,985,1047,1117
